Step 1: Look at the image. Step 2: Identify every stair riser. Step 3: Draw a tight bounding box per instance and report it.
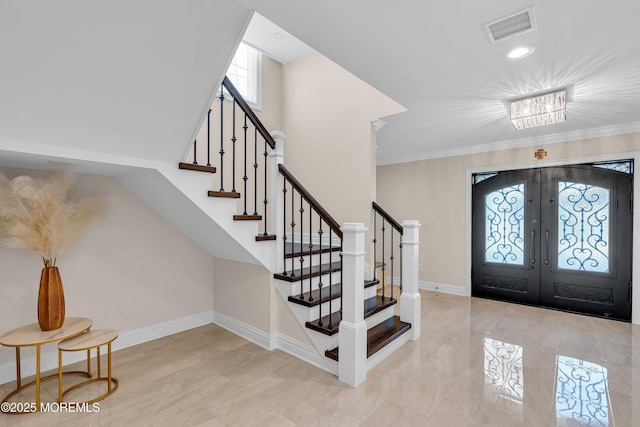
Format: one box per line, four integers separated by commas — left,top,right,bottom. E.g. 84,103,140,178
366,333,409,372
306,328,340,353
278,272,342,295
289,298,342,322
363,285,377,300
365,305,396,330
284,251,341,267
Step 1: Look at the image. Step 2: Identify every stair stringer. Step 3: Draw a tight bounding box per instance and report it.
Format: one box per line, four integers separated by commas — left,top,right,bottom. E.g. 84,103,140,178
275,278,339,374
116,163,276,268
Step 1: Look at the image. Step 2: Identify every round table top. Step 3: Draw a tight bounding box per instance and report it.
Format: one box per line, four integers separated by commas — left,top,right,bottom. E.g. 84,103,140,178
0,317,93,347
58,329,118,351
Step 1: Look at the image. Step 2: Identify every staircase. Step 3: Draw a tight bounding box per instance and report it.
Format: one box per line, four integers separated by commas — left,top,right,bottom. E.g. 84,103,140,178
178,76,420,386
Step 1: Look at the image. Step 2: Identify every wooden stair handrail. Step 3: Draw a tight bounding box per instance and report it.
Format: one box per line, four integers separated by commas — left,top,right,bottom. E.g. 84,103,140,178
222,76,275,149
279,164,343,238
372,201,403,234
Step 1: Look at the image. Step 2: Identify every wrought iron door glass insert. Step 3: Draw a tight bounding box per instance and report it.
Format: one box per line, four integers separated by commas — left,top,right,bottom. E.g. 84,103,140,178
558,182,610,273
484,183,525,265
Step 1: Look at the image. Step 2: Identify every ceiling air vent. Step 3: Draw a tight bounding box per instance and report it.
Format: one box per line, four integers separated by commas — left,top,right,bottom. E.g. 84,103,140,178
484,7,537,43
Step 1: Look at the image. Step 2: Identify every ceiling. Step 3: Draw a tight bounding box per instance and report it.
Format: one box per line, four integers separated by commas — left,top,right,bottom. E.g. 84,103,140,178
236,0,640,165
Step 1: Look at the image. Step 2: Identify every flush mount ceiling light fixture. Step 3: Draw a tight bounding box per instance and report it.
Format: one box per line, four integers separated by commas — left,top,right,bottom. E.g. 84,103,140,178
510,90,566,130
506,45,536,60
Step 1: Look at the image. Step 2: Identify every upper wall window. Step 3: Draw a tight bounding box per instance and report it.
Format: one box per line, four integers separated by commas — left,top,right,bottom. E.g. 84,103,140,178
225,42,262,110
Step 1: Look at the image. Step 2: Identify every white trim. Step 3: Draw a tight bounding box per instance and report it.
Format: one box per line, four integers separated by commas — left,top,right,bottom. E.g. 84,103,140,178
465,151,640,325
419,281,468,296
212,310,338,375
212,311,276,351
286,232,342,248
378,122,640,166
275,334,337,375
0,311,214,386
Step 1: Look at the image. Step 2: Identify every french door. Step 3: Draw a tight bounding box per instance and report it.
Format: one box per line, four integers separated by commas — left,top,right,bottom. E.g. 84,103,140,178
472,163,633,321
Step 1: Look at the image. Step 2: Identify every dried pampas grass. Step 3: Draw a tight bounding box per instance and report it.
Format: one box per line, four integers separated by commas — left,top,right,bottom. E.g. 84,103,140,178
0,170,104,267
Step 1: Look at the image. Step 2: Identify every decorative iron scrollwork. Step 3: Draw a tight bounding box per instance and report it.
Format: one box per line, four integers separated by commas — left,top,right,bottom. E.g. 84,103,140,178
483,276,527,293
553,283,613,305
557,181,610,273
485,183,525,265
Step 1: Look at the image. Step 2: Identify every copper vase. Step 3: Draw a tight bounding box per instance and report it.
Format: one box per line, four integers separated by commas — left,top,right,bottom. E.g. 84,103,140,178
38,267,66,331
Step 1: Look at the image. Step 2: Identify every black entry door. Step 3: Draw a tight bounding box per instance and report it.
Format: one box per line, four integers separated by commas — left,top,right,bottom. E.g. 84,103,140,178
472,164,633,321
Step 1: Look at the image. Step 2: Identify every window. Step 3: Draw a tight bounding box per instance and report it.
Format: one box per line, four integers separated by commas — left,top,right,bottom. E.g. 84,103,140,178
225,42,262,110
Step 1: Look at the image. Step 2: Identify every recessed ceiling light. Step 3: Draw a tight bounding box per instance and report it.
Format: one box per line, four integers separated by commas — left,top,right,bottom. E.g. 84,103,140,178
506,45,535,60
273,32,283,40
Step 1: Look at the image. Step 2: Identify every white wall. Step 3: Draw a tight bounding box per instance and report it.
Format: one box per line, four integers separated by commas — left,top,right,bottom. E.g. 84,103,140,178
0,170,215,370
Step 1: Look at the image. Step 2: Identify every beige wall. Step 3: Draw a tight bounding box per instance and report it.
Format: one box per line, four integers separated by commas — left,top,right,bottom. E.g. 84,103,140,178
283,51,405,266
0,170,215,367
213,257,271,330
376,132,640,289
212,257,311,345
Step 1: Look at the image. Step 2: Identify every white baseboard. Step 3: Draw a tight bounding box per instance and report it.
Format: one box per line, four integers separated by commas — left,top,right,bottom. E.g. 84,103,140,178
275,334,337,375
212,311,277,350
419,281,467,296
0,311,214,386
211,310,337,375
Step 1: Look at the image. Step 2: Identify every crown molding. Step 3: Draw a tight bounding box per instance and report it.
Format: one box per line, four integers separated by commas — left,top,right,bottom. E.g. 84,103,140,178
377,121,640,166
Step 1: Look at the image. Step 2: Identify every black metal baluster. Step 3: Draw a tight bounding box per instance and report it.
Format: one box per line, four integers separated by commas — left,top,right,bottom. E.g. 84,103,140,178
327,228,334,330
219,85,225,191
242,114,248,215
316,218,323,322
253,128,258,215
307,205,322,323
381,218,386,301
399,236,404,293
282,180,288,276
299,193,305,296
391,230,395,301
231,98,237,193
192,140,197,165
373,213,377,282
263,139,268,235
207,109,211,166
291,185,298,284
339,246,343,321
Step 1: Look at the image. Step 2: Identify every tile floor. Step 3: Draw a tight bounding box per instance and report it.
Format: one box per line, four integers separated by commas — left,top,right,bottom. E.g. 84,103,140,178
1,290,639,426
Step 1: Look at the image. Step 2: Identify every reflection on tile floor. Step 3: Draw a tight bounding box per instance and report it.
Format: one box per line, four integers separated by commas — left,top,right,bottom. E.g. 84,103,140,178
1,290,639,426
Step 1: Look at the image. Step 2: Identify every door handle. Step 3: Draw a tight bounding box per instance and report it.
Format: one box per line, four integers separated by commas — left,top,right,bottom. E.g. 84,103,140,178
545,230,550,269
530,229,536,267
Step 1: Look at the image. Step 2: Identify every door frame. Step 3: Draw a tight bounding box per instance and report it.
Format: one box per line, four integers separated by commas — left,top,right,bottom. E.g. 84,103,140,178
465,150,640,324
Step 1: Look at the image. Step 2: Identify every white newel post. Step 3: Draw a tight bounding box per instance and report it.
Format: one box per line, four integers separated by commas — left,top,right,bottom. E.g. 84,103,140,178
400,220,421,340
339,223,368,387
270,131,285,274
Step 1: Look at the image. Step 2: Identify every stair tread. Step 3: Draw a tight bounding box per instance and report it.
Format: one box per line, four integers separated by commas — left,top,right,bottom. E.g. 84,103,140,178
255,234,276,241
284,242,341,259
324,315,411,361
304,295,397,336
178,163,217,173
234,214,262,221
288,283,341,308
364,295,397,319
305,295,398,335
364,279,379,288
274,261,342,282
208,190,241,199
305,311,341,335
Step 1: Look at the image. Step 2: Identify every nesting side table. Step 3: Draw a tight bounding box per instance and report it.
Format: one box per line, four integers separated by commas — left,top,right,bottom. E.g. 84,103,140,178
0,317,92,413
58,329,119,404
